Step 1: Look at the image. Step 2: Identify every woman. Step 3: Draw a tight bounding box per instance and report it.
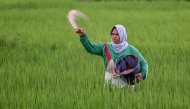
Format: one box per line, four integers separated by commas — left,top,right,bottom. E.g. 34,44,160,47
75,24,148,89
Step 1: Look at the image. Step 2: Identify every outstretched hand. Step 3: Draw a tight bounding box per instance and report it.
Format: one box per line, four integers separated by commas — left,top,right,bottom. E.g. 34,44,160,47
75,28,85,36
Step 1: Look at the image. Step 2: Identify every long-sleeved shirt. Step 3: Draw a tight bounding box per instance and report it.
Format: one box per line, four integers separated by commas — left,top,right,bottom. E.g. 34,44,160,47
80,34,148,79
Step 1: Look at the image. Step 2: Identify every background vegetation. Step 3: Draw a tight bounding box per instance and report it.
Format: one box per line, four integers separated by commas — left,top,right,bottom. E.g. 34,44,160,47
0,0,190,108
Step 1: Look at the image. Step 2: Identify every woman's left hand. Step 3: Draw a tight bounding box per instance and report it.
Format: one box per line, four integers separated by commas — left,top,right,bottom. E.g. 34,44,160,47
133,73,142,83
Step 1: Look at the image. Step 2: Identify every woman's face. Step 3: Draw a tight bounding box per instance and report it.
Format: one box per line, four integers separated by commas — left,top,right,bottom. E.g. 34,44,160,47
111,28,120,44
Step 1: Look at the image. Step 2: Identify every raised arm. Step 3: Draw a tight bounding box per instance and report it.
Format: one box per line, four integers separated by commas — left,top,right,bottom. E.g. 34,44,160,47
75,28,104,56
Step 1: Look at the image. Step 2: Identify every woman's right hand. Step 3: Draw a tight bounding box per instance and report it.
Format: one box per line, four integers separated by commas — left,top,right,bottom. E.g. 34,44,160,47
75,28,85,36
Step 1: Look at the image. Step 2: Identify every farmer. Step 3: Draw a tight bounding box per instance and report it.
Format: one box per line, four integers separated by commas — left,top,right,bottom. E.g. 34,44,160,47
75,24,148,89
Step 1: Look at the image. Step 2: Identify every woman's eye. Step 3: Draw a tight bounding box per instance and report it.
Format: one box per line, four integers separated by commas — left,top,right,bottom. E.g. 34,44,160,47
112,33,119,36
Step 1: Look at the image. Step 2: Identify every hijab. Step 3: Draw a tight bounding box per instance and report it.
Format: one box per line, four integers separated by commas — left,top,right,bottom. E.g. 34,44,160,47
110,24,128,53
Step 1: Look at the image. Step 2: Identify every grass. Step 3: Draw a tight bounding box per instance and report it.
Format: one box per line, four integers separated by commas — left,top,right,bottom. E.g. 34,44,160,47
0,0,190,109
